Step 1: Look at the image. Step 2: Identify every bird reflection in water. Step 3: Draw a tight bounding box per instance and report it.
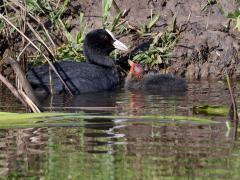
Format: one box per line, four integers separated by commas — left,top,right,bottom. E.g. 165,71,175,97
129,92,144,115
83,118,125,154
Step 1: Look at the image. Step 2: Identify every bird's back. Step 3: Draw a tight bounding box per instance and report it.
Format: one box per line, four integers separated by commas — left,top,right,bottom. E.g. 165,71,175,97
125,72,187,92
27,61,120,94
142,73,187,91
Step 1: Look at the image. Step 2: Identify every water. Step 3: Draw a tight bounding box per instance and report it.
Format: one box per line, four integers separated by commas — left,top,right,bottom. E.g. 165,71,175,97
0,81,240,179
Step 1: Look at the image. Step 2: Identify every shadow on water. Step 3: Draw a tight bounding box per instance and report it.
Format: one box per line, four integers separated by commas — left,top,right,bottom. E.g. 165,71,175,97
0,81,240,179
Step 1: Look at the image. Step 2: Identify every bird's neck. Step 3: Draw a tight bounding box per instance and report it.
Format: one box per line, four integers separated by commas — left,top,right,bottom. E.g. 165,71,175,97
84,48,115,68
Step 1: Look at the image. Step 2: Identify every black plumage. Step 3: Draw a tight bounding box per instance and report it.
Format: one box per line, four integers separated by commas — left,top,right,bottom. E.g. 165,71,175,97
27,29,128,94
125,61,187,92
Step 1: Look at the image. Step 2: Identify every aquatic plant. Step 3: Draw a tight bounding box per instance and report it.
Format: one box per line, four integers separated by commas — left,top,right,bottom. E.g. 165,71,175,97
193,105,229,116
0,111,215,128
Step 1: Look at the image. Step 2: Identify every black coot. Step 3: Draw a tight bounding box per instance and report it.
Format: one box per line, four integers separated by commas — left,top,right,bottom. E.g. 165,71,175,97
125,60,187,92
27,29,128,94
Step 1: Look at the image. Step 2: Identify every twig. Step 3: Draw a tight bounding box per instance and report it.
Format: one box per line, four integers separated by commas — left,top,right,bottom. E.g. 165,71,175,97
0,59,41,112
19,90,41,113
56,0,61,9
0,73,28,109
17,42,31,61
226,74,238,121
112,0,121,13
27,22,55,58
8,0,57,54
0,13,73,95
5,58,41,108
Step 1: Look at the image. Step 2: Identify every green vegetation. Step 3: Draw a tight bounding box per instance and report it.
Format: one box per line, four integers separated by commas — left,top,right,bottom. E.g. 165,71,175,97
140,13,161,34
227,10,240,31
193,105,229,116
0,0,86,64
6,123,240,179
132,16,179,68
57,12,86,61
0,111,214,128
133,28,178,68
102,0,128,33
0,111,85,128
0,0,180,111
102,0,113,27
0,0,179,70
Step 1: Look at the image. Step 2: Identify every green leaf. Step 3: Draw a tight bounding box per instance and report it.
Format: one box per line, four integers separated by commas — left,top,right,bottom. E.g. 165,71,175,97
0,111,215,129
227,10,240,19
157,55,163,64
110,11,124,32
77,12,87,43
151,32,163,47
193,105,229,116
147,13,160,29
53,0,69,20
102,0,113,18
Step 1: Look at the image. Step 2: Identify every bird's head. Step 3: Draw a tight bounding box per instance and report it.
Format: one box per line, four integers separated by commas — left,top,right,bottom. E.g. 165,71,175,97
128,60,143,80
84,29,128,54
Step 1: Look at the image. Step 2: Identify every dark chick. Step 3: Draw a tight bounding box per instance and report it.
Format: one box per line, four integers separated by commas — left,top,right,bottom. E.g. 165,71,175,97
125,60,187,92
27,29,128,94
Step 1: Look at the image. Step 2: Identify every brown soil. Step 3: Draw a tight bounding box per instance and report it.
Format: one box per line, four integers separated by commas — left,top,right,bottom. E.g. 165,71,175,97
71,0,240,80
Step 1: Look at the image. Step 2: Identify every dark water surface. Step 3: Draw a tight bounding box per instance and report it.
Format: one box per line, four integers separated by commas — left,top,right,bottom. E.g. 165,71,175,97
0,81,240,179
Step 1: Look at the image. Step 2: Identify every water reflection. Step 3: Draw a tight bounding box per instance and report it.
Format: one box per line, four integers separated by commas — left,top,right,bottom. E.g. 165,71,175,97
32,81,232,118
0,81,240,179
0,119,239,179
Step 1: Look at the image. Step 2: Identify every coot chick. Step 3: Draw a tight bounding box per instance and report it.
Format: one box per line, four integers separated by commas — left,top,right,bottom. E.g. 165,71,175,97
27,29,128,94
125,60,187,92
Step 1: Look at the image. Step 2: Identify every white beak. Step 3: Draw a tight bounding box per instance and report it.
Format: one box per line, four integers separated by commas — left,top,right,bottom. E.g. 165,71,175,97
113,39,128,51
106,29,128,51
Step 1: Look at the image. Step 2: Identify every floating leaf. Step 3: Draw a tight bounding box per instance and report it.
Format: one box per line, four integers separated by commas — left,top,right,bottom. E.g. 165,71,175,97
193,105,229,116
0,111,215,129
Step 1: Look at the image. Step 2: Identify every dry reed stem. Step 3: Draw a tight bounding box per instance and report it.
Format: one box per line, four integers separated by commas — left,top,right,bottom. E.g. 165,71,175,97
0,73,28,109
0,13,73,95
27,22,55,57
8,0,57,54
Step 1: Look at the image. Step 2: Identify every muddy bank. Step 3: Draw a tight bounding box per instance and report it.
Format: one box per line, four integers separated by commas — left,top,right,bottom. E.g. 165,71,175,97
76,0,240,80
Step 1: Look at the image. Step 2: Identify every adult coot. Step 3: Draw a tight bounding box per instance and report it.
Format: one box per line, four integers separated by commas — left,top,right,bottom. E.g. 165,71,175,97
27,29,128,94
125,60,187,92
